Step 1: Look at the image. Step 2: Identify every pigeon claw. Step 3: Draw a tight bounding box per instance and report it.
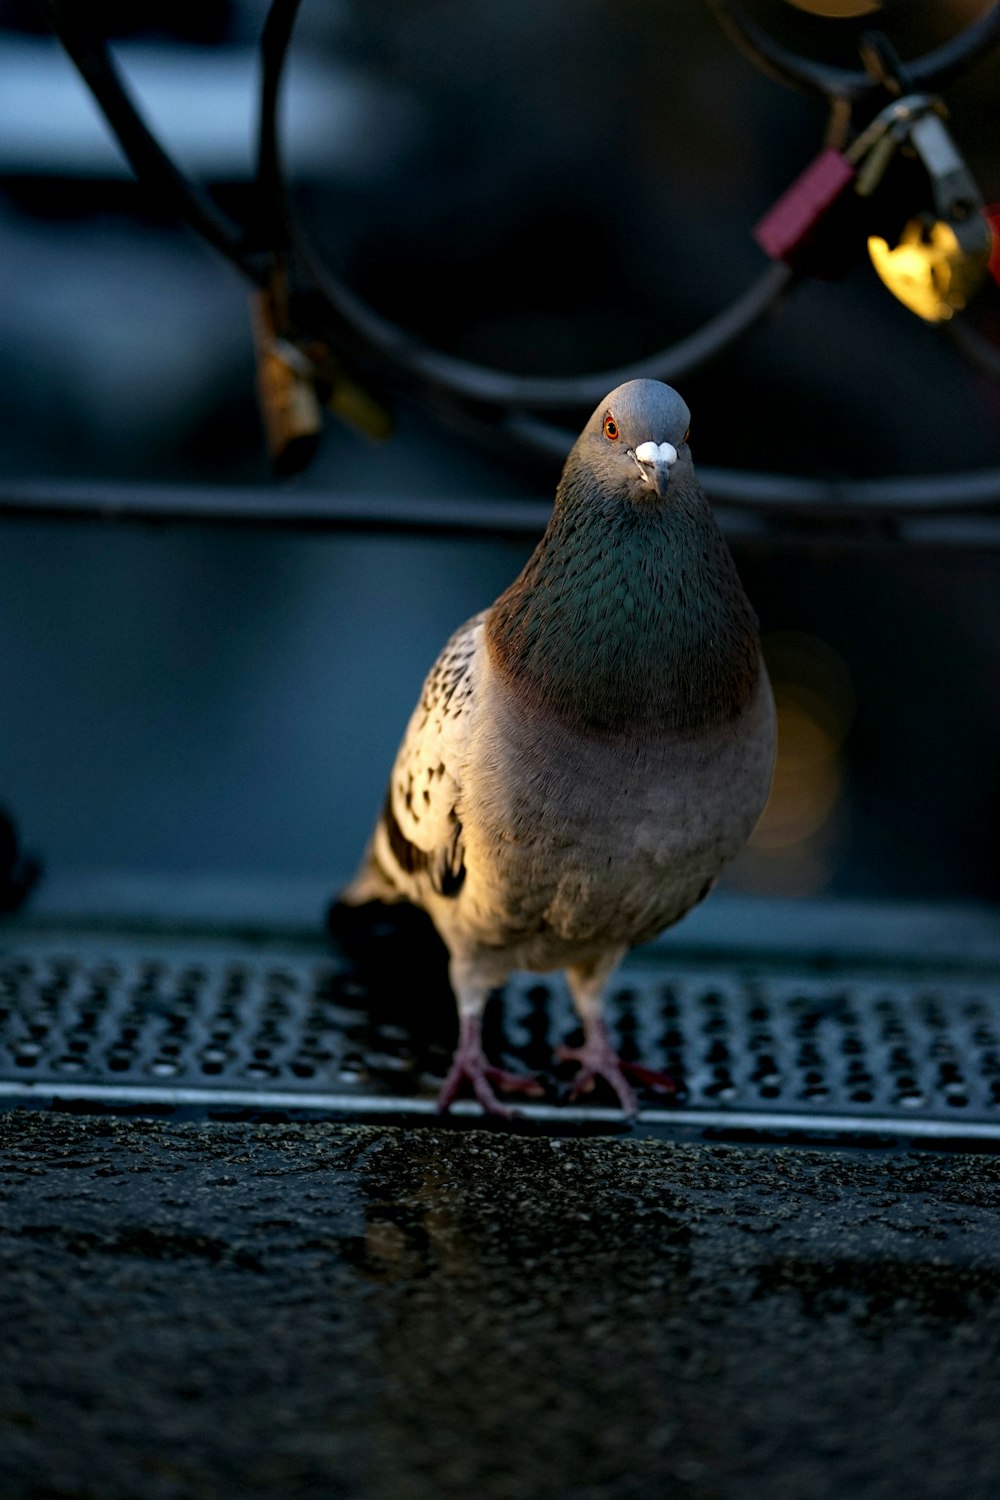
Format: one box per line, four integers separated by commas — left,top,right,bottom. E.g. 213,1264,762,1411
618,1060,676,1095
558,1035,676,1118
558,1043,639,1117
437,1018,544,1117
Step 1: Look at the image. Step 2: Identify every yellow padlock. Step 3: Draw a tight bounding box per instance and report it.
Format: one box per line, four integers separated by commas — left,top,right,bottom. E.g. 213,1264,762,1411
250,288,324,475
868,211,994,324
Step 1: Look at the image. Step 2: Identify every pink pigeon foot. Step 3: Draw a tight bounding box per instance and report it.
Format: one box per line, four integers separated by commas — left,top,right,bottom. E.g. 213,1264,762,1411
558,1019,675,1117
437,1015,545,1117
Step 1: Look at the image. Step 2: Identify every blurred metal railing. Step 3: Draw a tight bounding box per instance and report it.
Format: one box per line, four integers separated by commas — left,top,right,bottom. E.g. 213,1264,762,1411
1,475,999,550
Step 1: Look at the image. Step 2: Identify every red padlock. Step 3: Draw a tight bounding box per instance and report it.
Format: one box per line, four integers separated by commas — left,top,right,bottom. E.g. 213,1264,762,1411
753,147,860,278
985,204,1000,286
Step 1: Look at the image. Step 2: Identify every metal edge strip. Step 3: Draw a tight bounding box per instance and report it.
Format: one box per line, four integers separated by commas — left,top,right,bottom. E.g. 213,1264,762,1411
2,1080,999,1140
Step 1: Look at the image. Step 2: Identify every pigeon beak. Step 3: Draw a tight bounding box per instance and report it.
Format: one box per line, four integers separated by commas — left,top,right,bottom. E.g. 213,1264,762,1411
632,441,678,498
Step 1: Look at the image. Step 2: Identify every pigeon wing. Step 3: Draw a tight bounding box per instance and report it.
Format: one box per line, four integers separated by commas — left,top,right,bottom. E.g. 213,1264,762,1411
370,612,484,902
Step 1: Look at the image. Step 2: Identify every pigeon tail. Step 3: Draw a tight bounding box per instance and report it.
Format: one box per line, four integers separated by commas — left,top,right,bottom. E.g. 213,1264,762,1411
337,832,406,908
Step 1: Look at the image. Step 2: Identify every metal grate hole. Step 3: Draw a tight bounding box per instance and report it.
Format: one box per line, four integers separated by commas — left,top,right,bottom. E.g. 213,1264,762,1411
1,938,1000,1141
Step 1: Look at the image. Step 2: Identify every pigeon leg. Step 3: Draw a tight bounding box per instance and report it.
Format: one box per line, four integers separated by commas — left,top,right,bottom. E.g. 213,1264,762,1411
560,953,675,1116
437,962,544,1117
437,1014,545,1117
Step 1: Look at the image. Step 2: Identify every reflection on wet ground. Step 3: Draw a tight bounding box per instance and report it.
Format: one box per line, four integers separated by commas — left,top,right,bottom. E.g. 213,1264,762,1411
1,1113,999,1499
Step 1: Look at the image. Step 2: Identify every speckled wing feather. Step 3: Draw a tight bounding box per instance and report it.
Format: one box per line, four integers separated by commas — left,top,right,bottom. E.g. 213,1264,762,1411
348,612,485,906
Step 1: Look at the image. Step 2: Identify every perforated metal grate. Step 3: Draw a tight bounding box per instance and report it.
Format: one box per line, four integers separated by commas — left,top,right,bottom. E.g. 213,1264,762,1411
2,935,1000,1143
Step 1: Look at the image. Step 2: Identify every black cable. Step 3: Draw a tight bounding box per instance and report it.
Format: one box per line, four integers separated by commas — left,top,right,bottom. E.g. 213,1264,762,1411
36,0,269,286
291,233,796,413
703,0,1000,104
255,0,302,255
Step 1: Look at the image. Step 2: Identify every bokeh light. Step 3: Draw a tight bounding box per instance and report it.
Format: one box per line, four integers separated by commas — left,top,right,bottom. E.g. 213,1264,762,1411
728,631,855,896
782,0,881,16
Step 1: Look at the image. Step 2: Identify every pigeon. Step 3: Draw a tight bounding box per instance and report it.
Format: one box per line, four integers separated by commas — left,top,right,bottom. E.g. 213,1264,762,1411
339,379,776,1116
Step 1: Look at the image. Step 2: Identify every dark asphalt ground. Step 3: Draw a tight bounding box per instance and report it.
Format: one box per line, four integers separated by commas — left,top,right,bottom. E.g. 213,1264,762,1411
2,1111,999,1500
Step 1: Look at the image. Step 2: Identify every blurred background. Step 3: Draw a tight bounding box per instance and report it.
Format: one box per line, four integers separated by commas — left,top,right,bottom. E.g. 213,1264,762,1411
0,0,998,919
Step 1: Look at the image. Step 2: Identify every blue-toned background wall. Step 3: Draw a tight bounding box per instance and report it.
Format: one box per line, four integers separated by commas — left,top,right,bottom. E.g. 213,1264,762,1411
1,0,998,911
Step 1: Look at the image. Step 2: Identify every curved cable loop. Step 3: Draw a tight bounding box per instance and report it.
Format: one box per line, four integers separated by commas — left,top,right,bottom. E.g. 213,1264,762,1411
256,0,795,417
290,228,795,413
703,0,1000,104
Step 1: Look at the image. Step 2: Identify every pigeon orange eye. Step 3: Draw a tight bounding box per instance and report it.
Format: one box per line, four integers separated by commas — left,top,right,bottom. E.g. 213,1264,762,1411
603,415,619,441
683,426,690,444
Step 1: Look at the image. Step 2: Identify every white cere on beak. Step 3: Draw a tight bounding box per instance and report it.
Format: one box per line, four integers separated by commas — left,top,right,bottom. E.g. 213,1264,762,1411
633,440,680,496
635,441,678,467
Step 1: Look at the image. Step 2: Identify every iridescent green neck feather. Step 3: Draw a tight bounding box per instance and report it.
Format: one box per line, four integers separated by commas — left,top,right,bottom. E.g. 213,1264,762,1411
486,461,760,736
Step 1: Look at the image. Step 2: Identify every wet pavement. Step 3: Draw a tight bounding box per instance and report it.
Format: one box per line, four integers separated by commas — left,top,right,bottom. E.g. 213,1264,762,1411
2,1111,1000,1500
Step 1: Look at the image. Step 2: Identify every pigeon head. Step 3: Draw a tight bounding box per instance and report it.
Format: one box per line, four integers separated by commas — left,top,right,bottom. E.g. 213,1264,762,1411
574,379,693,501
487,377,760,735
